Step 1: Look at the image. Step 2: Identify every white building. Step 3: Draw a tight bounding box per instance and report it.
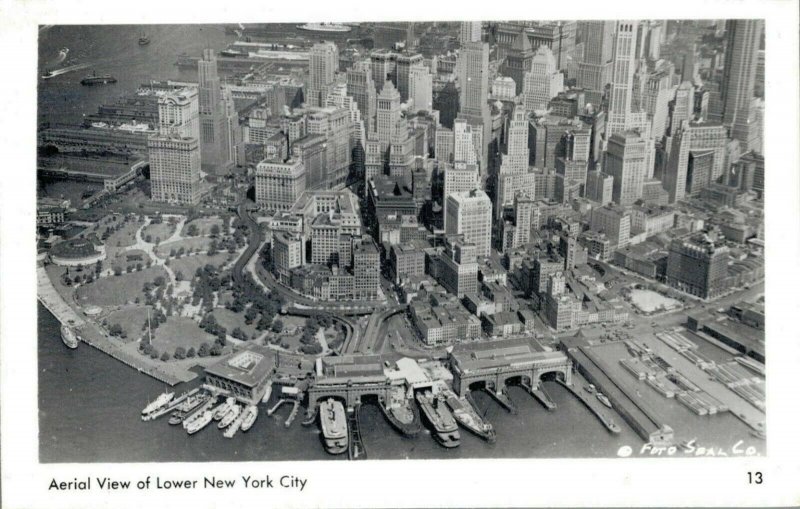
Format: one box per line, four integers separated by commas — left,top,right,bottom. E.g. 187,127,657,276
445,190,492,258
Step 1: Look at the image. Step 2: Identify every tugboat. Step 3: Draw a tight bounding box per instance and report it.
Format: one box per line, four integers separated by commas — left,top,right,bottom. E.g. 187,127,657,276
141,390,174,418
416,391,461,448
80,71,117,86
138,32,150,45
60,324,79,349
240,405,259,432
319,399,347,455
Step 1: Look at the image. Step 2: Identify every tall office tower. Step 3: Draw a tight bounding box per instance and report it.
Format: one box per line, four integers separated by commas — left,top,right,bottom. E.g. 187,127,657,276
606,21,639,138
575,20,614,99
222,87,244,167
149,88,202,205
435,127,454,164
523,46,564,112
755,49,765,98
326,83,366,149
721,20,764,150
663,121,727,202
445,190,493,258
307,108,352,190
347,61,377,134
500,104,530,174
352,236,380,299
458,40,491,171
502,28,535,96
681,44,697,84
453,118,479,166
668,81,695,135
408,64,433,112
585,170,614,205
646,21,662,60
511,194,534,247
376,80,401,153
395,52,424,102
370,50,397,91
605,130,647,206
308,42,338,107
255,158,306,211
198,49,233,173
443,164,479,230
460,21,482,45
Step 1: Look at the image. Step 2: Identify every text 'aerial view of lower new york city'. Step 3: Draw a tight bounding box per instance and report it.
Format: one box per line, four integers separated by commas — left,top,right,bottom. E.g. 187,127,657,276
37,19,765,463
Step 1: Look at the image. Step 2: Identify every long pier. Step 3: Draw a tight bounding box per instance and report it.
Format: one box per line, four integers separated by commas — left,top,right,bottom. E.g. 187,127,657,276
556,380,620,434
347,405,367,460
520,380,556,411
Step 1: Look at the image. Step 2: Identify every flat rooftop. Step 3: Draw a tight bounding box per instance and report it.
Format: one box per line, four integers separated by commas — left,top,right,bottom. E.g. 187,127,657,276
204,344,276,388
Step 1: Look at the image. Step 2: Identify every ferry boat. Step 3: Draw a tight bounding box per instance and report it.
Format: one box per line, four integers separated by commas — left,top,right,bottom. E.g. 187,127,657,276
596,392,612,408
416,391,461,448
80,71,117,86
138,32,150,46
213,397,236,421
319,399,347,455
443,391,495,443
141,391,174,418
60,324,79,349
240,405,259,432
186,411,214,435
223,410,246,438
218,405,241,429
296,22,352,33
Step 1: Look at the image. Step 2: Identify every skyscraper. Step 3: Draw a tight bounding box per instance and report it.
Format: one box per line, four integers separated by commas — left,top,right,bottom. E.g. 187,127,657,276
148,88,202,205
198,49,233,173
458,40,491,171
460,21,482,45
445,190,493,258
502,28,534,96
408,64,433,112
395,52,424,102
308,42,339,108
606,21,639,138
575,20,614,101
376,80,401,153
605,130,647,206
720,20,763,149
523,46,564,112
346,61,377,134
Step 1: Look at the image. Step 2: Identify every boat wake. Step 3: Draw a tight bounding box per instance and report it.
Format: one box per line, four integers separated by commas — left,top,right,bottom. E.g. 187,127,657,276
42,62,90,79
56,48,69,63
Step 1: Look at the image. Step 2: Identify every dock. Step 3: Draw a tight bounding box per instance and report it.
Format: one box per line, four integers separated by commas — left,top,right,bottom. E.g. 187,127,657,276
556,380,620,434
347,405,367,460
267,398,291,417
284,400,300,427
519,380,557,411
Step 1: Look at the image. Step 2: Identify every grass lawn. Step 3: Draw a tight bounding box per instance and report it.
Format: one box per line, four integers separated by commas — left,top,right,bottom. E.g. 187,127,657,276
211,307,259,339
155,237,213,258
107,249,150,273
142,221,176,243
150,316,217,356
104,305,151,342
75,266,168,308
181,216,224,237
168,253,231,280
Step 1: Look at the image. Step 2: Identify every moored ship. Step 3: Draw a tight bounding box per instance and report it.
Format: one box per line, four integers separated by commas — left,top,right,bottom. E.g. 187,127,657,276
442,389,495,443
319,398,347,455
240,405,259,432
60,324,79,349
81,71,117,86
141,391,174,418
185,411,214,435
416,391,460,448
597,392,612,408
213,397,236,421
380,386,421,436
296,22,352,33
218,404,241,429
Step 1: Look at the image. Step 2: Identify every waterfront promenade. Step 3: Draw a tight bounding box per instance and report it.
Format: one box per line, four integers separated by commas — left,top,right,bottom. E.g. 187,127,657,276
37,265,196,386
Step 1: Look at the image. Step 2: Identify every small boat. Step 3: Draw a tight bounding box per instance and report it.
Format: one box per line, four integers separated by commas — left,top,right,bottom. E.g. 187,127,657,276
41,69,55,80
223,410,246,438
141,391,174,417
213,397,236,421
138,32,150,45
218,405,241,429
240,405,259,432
60,324,79,349
168,411,184,426
186,411,214,435
584,384,596,394
261,381,273,403
596,392,612,408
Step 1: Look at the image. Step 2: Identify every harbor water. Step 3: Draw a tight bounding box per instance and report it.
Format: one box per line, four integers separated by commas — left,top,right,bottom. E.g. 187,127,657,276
39,304,643,462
